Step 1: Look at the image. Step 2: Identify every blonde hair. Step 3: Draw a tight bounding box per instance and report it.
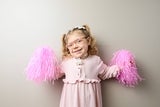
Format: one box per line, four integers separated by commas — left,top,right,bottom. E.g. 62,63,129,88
62,25,98,59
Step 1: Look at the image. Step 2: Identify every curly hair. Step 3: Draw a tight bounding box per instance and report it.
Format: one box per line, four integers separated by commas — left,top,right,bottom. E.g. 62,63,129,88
62,25,98,59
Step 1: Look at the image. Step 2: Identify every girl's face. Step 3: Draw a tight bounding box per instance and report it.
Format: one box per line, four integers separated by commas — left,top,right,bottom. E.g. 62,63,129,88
66,31,90,59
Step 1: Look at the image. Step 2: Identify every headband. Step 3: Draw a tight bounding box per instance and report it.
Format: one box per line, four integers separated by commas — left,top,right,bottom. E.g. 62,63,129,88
74,26,86,30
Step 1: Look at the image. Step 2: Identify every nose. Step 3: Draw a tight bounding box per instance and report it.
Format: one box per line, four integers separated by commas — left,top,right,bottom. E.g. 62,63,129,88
73,43,78,48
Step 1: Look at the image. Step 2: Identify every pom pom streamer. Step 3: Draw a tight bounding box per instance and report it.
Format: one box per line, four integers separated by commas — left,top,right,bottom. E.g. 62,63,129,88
25,46,61,83
110,49,143,87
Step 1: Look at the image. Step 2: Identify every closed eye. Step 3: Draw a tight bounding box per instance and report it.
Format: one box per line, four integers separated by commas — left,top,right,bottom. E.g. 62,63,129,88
77,39,83,43
66,44,72,48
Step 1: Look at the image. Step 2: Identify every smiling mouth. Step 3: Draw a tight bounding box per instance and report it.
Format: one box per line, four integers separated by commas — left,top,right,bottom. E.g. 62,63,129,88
72,49,82,53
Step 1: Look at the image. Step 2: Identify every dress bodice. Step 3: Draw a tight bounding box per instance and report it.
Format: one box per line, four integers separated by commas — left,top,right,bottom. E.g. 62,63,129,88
61,55,107,83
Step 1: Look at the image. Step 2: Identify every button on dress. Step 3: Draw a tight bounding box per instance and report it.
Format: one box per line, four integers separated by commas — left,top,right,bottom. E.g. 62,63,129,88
59,55,119,107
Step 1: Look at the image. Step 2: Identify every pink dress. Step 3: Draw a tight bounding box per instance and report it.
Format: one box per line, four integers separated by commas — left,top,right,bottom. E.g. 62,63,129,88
59,55,119,107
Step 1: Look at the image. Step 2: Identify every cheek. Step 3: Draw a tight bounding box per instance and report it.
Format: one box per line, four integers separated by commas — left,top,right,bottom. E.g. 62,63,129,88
80,42,89,49
83,45,89,51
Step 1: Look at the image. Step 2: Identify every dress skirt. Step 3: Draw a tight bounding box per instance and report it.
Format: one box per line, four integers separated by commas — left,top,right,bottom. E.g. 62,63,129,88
59,82,102,107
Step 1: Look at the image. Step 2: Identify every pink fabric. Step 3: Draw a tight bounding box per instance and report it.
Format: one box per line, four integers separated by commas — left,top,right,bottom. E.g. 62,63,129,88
59,55,119,107
25,46,61,83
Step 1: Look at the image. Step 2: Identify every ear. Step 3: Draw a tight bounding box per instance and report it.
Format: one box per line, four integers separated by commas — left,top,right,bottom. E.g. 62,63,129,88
87,37,91,45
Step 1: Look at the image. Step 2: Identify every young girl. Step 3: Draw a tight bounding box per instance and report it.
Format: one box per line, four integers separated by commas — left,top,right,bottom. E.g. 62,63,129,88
58,25,120,107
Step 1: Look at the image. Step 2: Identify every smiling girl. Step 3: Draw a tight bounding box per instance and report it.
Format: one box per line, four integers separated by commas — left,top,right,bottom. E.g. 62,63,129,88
59,25,120,107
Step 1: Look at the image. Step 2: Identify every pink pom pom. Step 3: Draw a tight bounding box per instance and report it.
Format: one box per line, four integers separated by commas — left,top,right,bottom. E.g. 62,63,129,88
25,46,61,83
110,49,143,87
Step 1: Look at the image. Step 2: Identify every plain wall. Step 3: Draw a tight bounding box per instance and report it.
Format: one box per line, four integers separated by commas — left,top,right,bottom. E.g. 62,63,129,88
0,0,160,107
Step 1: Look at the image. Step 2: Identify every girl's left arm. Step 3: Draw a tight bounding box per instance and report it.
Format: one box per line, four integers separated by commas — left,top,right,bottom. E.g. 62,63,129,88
97,56,120,80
